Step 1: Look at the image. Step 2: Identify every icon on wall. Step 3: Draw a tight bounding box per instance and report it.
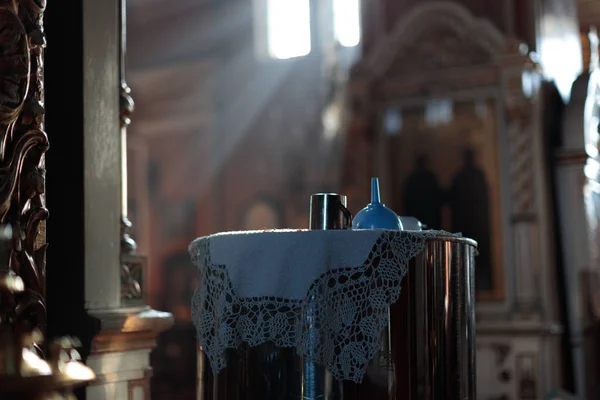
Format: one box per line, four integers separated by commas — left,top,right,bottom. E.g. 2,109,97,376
389,99,503,299
402,148,492,292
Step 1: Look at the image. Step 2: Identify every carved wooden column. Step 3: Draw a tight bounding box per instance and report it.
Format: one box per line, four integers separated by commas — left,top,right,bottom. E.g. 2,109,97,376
0,0,49,334
120,19,136,253
0,3,99,398
119,0,145,305
503,64,541,313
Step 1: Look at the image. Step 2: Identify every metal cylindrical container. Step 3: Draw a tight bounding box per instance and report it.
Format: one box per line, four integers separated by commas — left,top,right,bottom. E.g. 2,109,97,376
197,236,476,400
389,236,477,399
309,193,352,230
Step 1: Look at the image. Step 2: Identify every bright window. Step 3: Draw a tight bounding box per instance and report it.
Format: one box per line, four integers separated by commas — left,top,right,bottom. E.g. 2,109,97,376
425,99,454,127
384,108,402,135
333,0,361,47
267,0,311,59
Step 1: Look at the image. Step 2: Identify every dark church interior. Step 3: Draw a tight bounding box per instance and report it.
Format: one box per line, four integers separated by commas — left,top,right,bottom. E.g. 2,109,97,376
1,0,600,398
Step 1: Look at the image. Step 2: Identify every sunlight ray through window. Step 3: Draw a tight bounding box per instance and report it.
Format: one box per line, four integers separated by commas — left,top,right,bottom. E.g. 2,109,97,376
267,0,311,59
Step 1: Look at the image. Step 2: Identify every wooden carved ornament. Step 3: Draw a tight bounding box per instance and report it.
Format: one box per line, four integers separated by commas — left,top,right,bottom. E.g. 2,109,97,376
0,0,48,333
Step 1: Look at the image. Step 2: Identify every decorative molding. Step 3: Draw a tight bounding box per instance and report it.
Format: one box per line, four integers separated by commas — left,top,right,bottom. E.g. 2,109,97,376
0,0,48,333
382,25,493,78
121,253,145,303
358,1,523,78
92,330,157,354
350,2,535,100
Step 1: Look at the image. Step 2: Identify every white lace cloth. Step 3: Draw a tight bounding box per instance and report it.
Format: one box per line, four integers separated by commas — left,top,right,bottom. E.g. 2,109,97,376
190,229,460,383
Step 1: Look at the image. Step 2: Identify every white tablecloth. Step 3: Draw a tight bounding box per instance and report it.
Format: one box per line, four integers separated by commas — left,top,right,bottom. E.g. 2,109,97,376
190,229,460,382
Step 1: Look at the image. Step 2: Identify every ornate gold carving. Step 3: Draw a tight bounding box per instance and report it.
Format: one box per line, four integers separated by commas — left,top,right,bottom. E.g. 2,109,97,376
362,2,510,78
350,1,530,100
0,0,49,332
384,26,492,77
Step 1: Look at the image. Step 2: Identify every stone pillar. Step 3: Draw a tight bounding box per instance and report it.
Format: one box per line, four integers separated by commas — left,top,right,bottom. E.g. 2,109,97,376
43,0,173,398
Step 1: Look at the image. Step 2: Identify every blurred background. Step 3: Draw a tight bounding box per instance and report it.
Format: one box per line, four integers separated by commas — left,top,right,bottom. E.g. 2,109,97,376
120,0,600,398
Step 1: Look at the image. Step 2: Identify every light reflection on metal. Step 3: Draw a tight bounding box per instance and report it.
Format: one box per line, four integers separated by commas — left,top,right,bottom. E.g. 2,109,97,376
309,193,352,230
405,237,477,399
